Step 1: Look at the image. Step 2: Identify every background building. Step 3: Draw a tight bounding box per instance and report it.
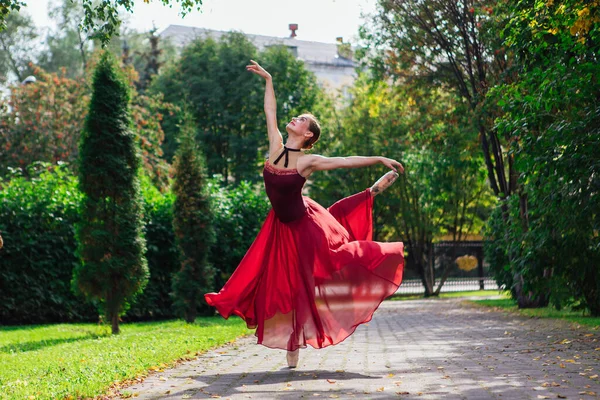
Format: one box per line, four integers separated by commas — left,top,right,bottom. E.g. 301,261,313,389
160,24,357,95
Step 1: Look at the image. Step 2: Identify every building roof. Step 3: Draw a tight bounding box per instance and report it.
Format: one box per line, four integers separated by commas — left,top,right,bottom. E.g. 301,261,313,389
160,25,356,68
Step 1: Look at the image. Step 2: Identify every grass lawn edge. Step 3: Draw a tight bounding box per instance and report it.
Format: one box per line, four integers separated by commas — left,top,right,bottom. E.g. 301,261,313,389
465,298,600,329
101,331,252,399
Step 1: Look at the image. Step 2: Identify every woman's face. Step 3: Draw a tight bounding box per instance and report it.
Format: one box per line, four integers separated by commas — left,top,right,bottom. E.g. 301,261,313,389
286,115,311,136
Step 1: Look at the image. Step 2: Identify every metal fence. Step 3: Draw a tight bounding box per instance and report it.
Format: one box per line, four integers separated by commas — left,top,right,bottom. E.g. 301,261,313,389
395,277,500,295
396,240,501,295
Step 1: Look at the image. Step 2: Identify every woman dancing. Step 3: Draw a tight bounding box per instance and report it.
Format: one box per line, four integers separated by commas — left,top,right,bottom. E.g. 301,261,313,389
205,60,405,368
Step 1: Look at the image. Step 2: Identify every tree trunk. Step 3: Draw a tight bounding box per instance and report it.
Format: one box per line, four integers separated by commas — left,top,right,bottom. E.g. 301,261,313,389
111,313,120,335
185,304,197,323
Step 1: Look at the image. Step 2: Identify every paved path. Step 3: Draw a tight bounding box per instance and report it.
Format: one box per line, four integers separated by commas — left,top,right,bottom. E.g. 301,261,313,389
119,299,600,399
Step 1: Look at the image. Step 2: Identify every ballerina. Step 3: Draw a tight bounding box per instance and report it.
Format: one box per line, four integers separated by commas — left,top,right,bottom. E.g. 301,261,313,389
205,60,405,368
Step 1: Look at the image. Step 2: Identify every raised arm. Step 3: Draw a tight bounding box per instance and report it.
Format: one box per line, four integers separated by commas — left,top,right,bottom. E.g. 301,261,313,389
246,60,283,154
299,154,404,177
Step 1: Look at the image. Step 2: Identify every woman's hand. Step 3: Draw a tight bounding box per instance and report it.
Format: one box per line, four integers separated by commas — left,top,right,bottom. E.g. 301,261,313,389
246,60,271,80
379,157,404,173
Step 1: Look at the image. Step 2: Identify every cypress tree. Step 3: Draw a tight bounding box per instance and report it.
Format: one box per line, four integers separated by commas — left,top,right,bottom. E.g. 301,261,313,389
74,51,148,334
171,112,215,323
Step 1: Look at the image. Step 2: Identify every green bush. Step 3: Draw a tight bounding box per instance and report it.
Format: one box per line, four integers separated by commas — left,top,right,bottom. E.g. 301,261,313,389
0,163,97,324
126,177,179,321
0,163,271,324
207,178,270,290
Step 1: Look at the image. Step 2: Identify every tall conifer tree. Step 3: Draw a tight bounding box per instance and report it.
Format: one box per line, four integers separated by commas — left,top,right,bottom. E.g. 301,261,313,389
171,111,215,323
74,51,148,334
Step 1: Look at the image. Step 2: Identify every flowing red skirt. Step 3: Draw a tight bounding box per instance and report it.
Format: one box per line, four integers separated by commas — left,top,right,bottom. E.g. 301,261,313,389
204,189,404,351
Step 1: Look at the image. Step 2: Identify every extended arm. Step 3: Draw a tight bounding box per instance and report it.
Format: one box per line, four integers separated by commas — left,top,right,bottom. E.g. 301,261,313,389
246,60,283,154
300,154,404,176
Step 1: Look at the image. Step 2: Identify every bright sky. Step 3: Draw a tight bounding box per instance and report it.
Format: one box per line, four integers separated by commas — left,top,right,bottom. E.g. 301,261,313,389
25,0,378,44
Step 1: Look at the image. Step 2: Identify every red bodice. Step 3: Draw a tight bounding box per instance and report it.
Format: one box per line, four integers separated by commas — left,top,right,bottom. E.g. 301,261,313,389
263,160,307,223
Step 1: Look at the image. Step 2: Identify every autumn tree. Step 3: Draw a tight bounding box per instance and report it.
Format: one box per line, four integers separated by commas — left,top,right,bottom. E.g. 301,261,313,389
73,52,148,334
0,68,88,174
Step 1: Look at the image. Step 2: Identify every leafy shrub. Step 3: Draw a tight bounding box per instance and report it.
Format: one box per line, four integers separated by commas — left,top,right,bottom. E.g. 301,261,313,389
0,163,97,324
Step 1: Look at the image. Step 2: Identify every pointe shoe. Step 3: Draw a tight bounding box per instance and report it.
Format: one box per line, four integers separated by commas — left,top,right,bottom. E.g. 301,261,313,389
370,170,399,197
286,349,299,368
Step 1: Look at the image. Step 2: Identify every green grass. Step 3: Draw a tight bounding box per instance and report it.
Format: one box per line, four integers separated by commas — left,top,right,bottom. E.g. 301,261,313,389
388,290,509,301
0,317,252,399
472,298,600,328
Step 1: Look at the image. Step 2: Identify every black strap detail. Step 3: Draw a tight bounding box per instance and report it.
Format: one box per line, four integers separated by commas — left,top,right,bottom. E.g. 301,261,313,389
273,146,301,168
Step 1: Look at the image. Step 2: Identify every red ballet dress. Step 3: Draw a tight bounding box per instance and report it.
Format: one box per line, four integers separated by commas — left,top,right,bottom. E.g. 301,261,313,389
204,160,404,351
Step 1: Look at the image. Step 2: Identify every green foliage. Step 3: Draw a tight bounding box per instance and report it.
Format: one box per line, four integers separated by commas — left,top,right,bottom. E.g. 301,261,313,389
312,75,493,295
150,34,326,183
486,0,600,314
0,318,250,399
0,163,97,324
0,9,36,82
74,51,148,333
0,59,171,189
36,0,90,78
207,178,270,288
171,112,215,322
76,0,204,46
126,176,179,320
0,68,89,175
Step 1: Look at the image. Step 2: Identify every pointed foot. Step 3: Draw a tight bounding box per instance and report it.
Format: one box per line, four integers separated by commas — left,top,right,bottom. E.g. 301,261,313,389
286,349,299,368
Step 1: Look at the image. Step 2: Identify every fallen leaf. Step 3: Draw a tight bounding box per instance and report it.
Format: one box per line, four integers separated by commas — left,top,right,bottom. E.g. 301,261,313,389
327,379,336,384
377,387,385,392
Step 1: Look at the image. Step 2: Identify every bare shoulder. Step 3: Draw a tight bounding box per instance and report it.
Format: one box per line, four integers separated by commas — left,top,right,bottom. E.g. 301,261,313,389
296,154,322,177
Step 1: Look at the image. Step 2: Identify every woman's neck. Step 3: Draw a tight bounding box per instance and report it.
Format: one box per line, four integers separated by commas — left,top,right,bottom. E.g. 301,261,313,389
284,138,304,150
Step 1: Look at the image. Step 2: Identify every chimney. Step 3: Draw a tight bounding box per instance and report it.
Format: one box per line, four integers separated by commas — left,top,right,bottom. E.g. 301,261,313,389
289,23,298,38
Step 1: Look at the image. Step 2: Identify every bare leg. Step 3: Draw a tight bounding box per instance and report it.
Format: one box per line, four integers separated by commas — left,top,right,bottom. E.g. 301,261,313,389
370,170,399,197
286,348,300,368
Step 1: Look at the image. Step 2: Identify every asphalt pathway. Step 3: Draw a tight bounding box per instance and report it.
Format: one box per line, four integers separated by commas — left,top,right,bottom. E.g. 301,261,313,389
118,298,600,399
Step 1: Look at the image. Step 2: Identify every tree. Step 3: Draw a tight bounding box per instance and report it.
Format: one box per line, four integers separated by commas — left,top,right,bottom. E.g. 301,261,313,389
171,111,215,322
486,0,600,314
73,51,148,334
37,0,91,78
312,75,492,296
151,33,325,183
0,67,89,174
0,10,37,83
1,0,204,45
0,0,24,32
0,58,171,189
361,0,553,307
